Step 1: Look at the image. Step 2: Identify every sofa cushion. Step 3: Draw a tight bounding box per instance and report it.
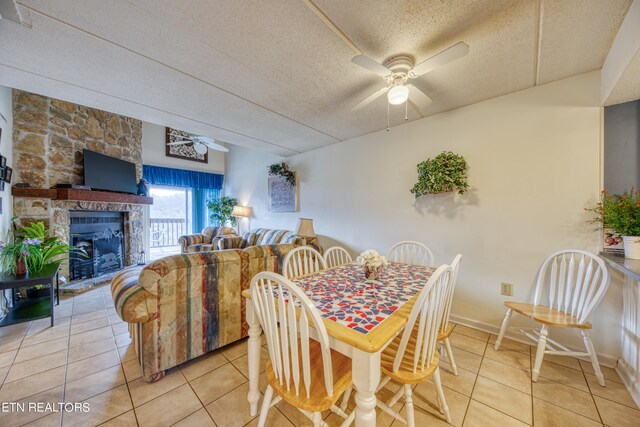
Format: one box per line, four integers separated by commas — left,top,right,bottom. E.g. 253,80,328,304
256,229,290,245
218,235,246,250
202,226,237,243
186,243,215,252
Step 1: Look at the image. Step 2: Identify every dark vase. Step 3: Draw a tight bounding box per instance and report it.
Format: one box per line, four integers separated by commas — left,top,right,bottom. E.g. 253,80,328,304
137,179,149,196
14,257,27,276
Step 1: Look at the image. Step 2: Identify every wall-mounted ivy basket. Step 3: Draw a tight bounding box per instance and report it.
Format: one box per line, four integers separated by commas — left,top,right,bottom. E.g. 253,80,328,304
410,151,469,197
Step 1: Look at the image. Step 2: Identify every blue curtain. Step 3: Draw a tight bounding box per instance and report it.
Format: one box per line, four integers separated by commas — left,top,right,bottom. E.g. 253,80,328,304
143,165,224,233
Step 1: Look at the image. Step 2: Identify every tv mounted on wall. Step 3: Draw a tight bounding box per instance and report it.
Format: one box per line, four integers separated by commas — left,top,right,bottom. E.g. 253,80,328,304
83,149,137,194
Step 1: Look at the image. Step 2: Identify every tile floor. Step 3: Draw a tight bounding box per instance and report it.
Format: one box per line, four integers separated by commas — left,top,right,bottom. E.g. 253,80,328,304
0,286,639,427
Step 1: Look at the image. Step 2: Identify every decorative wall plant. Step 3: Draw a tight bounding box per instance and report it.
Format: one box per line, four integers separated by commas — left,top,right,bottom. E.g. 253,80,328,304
268,162,296,186
410,151,469,197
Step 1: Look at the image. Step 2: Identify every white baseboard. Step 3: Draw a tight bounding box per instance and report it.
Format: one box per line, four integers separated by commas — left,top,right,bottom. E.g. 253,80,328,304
615,359,640,408
449,313,618,368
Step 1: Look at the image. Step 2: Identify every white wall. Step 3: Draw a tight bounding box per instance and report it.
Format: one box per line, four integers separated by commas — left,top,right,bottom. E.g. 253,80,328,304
141,121,225,174
0,86,14,314
224,71,624,362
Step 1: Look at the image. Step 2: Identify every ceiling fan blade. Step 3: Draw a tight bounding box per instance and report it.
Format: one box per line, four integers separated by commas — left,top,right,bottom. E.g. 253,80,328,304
352,86,390,111
167,140,192,146
351,55,392,77
410,42,469,77
407,84,432,112
199,138,229,153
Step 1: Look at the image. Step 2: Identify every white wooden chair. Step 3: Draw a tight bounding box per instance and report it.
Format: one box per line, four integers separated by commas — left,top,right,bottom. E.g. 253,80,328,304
323,246,353,268
283,246,327,279
438,254,463,376
375,264,453,426
251,272,354,427
387,241,435,267
494,249,610,386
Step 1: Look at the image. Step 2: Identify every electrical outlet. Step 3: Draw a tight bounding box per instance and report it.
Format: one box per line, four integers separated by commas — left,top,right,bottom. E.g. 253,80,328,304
501,282,513,296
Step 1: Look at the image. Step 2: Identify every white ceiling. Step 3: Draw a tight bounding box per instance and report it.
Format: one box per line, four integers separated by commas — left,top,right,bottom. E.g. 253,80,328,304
0,0,633,156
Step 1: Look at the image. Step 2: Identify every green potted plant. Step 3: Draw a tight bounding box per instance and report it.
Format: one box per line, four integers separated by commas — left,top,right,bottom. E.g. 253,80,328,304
268,162,296,186
208,195,239,227
410,151,469,197
588,189,640,259
0,238,43,276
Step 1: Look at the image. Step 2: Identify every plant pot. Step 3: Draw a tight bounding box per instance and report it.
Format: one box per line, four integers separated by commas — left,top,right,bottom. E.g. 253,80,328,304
363,266,382,281
13,257,27,276
26,286,51,298
623,236,640,260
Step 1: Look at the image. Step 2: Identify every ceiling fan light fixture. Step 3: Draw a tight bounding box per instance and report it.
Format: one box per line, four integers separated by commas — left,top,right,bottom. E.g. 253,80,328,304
193,143,208,155
387,85,409,105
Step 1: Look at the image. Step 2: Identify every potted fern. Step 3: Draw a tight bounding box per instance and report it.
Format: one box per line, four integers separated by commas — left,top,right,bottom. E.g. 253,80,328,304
410,151,469,197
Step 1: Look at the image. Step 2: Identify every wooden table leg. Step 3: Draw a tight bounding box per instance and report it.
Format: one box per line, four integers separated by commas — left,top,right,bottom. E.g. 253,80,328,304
352,348,380,427
246,300,262,417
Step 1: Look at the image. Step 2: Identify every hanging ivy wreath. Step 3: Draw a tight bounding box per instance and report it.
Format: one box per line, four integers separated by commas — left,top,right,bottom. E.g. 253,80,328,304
268,162,296,186
410,151,469,197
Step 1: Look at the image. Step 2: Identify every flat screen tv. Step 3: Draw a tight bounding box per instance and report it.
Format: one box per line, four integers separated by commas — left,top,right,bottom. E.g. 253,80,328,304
83,149,137,194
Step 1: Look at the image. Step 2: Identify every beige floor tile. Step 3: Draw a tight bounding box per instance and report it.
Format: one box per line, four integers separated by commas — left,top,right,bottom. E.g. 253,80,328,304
274,400,332,427
111,322,129,335
452,324,490,341
441,347,483,373
413,379,470,426
70,309,108,325
488,334,531,354
69,325,113,348
585,373,638,408
594,395,640,427
117,344,137,363
0,349,18,368
99,409,138,426
533,397,602,427
0,337,23,354
541,353,582,370
449,333,487,356
440,365,477,397
532,378,600,421
63,384,132,427
69,315,111,335
537,360,589,392
205,381,258,427
472,376,532,424
179,350,228,381
484,346,530,371
128,368,187,407
22,324,70,347
135,383,203,427
2,385,64,427
0,365,66,402
0,365,9,385
14,336,69,363
231,346,270,378
0,322,30,339
246,407,294,427
23,412,63,427
190,363,247,405
114,332,132,347
173,407,216,427
579,359,623,384
220,338,249,361
463,399,529,427
68,337,117,363
479,357,531,394
122,358,142,383
64,365,125,402
5,349,67,383
66,349,120,382
391,404,450,427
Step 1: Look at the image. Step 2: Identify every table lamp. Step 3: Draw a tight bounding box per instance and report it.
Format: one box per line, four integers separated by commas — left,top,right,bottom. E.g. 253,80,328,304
231,205,250,234
294,218,315,246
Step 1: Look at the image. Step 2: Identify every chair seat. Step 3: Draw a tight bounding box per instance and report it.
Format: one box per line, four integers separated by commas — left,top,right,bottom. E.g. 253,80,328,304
265,339,352,412
437,322,454,340
381,329,440,384
505,301,592,329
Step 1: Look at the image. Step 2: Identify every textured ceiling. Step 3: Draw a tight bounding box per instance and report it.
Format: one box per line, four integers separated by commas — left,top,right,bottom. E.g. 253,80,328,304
0,0,633,155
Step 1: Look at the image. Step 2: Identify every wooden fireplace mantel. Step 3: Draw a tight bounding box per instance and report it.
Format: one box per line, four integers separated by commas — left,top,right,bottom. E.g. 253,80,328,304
11,187,153,205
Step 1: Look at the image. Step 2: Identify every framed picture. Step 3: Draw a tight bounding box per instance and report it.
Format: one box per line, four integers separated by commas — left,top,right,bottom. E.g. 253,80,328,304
3,166,11,183
165,127,208,163
268,174,298,212
603,228,624,253
0,155,5,168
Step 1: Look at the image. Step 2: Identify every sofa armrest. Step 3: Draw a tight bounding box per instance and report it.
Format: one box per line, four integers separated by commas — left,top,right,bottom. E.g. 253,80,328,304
111,266,158,323
178,233,205,253
217,235,246,250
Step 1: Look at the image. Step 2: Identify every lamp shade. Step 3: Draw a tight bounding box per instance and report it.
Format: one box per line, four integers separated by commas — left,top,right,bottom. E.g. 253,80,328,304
231,206,249,217
294,218,315,238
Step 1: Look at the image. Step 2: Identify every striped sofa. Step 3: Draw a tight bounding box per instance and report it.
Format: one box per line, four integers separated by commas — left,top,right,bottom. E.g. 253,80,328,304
217,228,322,253
111,245,296,382
177,226,237,253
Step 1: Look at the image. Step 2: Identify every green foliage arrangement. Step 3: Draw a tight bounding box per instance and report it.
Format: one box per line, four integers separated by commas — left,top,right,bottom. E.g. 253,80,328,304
208,196,239,227
588,189,640,236
268,162,296,186
410,151,469,197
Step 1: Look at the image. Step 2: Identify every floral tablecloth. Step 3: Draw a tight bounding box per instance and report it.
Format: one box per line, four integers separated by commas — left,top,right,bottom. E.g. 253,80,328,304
292,262,434,334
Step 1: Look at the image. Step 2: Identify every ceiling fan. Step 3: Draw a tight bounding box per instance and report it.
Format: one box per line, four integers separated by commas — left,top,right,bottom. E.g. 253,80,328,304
167,132,229,153
351,42,469,113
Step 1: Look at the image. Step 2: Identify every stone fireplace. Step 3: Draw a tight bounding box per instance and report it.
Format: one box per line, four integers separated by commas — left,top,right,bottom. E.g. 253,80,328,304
11,90,144,280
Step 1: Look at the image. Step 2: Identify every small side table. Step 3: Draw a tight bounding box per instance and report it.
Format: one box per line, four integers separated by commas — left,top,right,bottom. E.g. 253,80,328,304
0,263,60,328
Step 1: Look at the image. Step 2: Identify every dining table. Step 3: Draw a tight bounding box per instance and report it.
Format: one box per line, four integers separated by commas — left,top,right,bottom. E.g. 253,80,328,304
243,261,435,427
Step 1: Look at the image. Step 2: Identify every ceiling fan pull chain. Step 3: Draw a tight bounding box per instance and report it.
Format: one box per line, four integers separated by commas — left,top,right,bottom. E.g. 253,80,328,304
405,99,408,121
387,101,390,131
